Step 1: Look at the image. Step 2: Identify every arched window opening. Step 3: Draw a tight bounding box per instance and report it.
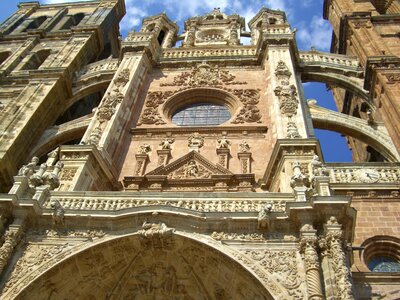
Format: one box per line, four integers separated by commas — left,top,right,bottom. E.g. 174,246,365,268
362,236,400,273
0,51,11,66
172,102,231,126
55,90,104,125
24,16,47,31
157,30,166,46
20,49,50,70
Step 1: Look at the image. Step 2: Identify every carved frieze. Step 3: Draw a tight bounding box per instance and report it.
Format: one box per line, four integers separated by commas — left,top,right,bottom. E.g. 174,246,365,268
168,160,212,179
160,63,247,87
242,249,305,298
42,197,287,213
329,166,399,184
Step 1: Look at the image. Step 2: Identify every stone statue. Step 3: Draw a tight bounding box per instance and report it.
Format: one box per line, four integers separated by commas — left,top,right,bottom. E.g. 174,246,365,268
18,157,39,177
258,203,272,229
217,137,230,149
159,138,175,150
184,161,199,178
239,141,250,153
137,144,151,154
51,200,65,226
310,154,328,176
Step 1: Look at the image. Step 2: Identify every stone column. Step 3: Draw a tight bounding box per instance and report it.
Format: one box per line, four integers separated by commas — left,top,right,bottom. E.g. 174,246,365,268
323,217,354,300
162,30,175,48
300,225,324,300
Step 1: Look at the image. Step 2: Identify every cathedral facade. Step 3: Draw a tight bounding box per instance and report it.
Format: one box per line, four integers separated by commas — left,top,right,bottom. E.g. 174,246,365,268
0,0,399,299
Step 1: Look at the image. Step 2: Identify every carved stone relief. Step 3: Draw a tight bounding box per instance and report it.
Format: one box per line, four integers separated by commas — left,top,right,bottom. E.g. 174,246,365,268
231,89,262,123
138,91,174,125
168,160,212,179
85,68,131,145
160,62,247,87
3,234,272,299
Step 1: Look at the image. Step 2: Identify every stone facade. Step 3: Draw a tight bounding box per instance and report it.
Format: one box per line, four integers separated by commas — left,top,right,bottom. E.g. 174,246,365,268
0,1,398,299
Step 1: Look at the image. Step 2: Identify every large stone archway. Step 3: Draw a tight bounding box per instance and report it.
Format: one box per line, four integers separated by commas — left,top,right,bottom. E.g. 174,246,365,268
5,231,278,300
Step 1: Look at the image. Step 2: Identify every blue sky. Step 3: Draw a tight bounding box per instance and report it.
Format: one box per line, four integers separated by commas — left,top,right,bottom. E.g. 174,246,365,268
0,0,353,162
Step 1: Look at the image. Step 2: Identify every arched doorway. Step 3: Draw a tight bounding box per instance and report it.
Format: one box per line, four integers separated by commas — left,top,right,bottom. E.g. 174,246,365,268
7,233,276,299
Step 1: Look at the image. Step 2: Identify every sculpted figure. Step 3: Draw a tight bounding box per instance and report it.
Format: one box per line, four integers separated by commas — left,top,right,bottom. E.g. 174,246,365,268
138,144,151,154
159,138,175,150
217,137,230,149
18,157,39,177
239,141,250,153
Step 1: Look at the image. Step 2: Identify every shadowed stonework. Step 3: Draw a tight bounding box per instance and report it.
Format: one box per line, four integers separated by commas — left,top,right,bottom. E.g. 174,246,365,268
0,1,399,299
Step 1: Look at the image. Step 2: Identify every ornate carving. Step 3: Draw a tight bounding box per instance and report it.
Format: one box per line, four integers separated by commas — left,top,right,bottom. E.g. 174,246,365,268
290,162,310,189
86,126,103,145
286,121,301,138
97,90,124,123
43,197,287,213
160,63,246,87
217,137,230,149
137,144,151,154
231,89,262,123
138,221,175,249
168,160,212,179
159,138,175,150
300,226,324,300
275,60,292,79
60,168,78,181
274,61,299,118
324,218,354,300
329,166,399,184
51,200,65,226
188,132,204,150
17,157,39,177
310,154,329,176
138,91,174,125
275,84,299,117
244,250,304,298
0,223,24,275
258,203,272,229
239,140,250,152
113,68,130,88
42,161,64,190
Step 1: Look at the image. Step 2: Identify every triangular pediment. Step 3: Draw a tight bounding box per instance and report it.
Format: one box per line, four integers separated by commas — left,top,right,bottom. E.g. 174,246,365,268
146,151,233,179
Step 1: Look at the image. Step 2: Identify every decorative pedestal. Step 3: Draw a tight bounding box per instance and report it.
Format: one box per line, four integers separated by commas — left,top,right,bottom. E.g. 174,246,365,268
216,148,230,169
135,154,149,176
238,152,252,174
157,149,171,166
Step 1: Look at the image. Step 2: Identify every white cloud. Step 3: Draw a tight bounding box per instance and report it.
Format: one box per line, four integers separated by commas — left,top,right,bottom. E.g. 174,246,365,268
119,5,148,31
297,16,332,51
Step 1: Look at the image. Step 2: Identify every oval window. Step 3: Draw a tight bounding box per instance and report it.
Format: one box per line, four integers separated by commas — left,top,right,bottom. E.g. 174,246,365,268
172,102,231,126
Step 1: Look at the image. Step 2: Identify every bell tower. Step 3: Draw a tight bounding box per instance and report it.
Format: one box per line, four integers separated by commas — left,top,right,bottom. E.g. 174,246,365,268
324,0,400,160
182,8,244,47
